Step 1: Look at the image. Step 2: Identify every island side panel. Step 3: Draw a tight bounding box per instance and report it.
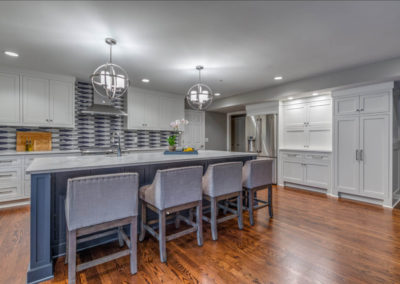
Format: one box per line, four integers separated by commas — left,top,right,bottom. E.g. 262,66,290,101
27,173,53,284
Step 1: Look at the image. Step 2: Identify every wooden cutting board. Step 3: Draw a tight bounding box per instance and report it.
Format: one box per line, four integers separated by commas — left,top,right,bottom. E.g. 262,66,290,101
16,132,52,152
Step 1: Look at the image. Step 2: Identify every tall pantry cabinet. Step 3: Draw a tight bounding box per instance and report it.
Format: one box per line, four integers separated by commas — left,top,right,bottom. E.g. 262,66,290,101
333,82,399,207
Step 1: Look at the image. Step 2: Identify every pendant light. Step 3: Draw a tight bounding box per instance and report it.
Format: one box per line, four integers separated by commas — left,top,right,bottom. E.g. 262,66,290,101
91,38,130,100
186,65,213,110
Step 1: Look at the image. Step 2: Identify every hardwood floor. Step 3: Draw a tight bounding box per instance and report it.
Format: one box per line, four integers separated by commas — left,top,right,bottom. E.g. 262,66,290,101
2,186,400,283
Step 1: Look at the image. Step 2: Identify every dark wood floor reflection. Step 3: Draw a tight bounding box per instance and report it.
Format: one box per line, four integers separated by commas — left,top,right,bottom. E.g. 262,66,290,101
2,186,400,283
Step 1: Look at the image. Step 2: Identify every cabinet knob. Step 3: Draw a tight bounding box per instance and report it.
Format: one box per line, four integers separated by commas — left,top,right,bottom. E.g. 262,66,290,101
360,108,364,112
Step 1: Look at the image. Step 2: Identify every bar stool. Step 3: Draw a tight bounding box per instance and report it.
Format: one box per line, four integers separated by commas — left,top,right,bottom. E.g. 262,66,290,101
139,166,203,263
202,162,243,240
242,159,273,225
65,173,139,284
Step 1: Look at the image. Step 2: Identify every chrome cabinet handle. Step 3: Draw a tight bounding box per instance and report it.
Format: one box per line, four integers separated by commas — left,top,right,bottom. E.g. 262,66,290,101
360,109,364,112
360,149,364,161
0,174,13,178
356,109,360,112
0,160,13,163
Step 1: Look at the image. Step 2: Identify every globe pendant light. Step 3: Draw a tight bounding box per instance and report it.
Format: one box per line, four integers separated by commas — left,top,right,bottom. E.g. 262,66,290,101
186,65,213,110
91,38,130,100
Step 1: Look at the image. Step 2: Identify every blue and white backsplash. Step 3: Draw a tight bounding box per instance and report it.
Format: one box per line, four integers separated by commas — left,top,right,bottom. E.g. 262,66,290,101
0,81,178,151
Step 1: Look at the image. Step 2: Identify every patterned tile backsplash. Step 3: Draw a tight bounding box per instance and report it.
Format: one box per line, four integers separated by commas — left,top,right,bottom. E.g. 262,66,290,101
0,81,178,151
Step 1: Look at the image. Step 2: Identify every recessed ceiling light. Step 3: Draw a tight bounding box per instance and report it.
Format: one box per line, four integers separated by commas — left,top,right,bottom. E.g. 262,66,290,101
4,51,18,57
288,97,293,100
141,78,150,83
274,76,283,80
214,93,221,96
312,92,319,96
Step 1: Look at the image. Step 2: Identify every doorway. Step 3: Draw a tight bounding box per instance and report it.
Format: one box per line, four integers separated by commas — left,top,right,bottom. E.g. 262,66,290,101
230,114,246,152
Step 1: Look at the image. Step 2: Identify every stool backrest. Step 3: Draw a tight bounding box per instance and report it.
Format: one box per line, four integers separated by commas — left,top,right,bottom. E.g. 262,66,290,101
153,166,203,210
203,162,242,197
65,173,139,231
242,159,273,189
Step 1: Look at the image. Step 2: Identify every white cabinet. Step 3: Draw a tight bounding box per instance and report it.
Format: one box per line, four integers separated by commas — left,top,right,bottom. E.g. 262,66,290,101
126,87,184,131
0,69,75,128
281,96,332,150
280,150,331,192
0,72,20,125
333,82,393,206
22,75,50,126
22,75,75,128
334,96,359,116
50,80,74,127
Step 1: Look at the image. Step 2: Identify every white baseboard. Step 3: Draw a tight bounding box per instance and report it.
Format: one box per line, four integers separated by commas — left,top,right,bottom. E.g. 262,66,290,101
0,199,30,210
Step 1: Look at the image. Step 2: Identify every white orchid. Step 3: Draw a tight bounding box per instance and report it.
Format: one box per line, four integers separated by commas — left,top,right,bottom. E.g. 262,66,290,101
170,118,189,131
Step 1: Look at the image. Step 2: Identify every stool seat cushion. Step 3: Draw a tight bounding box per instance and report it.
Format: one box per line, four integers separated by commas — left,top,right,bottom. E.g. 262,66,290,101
242,159,273,189
202,162,242,197
139,166,203,210
65,173,139,231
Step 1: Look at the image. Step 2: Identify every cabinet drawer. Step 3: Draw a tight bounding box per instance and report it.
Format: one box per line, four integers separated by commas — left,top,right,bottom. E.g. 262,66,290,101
0,157,21,169
0,184,22,201
0,170,19,185
281,152,303,160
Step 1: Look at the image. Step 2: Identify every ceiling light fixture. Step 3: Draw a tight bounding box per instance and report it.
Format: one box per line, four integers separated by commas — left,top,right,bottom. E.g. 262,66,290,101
312,92,319,96
4,51,18,57
274,76,283,80
141,78,150,83
288,97,293,100
214,93,221,96
186,65,213,110
91,38,130,100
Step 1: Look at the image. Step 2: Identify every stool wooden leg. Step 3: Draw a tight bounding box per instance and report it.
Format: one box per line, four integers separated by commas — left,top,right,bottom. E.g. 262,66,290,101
248,188,255,226
139,201,146,242
67,229,77,284
196,201,203,246
65,230,69,264
210,197,218,241
237,192,244,230
118,226,124,247
130,216,138,274
268,184,273,218
159,210,167,263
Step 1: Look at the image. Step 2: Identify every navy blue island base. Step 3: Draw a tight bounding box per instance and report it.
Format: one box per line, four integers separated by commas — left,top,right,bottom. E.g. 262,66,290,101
26,152,256,284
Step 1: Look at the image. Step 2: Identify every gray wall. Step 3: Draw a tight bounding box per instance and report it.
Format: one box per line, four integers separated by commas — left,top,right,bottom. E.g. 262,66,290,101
205,111,227,151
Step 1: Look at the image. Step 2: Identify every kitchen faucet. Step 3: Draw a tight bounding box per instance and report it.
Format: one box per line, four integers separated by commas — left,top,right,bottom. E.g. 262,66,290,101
111,131,122,157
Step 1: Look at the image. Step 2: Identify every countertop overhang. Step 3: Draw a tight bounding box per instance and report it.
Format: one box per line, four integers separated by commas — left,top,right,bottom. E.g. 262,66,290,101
26,150,257,174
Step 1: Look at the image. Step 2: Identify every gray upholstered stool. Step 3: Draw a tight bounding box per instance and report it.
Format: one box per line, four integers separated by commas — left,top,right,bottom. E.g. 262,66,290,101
139,166,203,263
65,173,139,284
202,162,243,240
242,159,273,225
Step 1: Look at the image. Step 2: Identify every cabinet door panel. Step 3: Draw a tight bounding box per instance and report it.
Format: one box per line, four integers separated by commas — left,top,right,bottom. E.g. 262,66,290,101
308,100,332,127
308,129,331,150
283,103,307,128
50,80,74,127
334,96,359,116
360,92,390,114
335,116,359,194
283,129,307,149
22,76,50,126
304,162,329,189
282,160,304,184
127,91,146,129
144,94,160,129
359,115,389,199
0,73,20,124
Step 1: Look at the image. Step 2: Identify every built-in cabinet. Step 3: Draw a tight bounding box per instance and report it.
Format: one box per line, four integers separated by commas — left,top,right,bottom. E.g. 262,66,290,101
279,95,332,192
0,69,75,128
333,82,394,206
126,87,184,130
281,96,331,150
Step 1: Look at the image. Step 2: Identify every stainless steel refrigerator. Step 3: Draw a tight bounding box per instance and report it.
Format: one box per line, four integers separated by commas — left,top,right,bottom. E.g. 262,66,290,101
245,114,278,184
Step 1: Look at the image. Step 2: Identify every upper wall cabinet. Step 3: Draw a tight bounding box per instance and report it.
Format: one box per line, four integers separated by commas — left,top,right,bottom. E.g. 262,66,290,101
0,72,20,125
0,68,75,128
126,87,184,131
280,95,332,151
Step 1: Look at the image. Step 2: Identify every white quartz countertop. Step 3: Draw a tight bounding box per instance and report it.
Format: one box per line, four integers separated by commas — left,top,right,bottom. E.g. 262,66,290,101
27,150,257,174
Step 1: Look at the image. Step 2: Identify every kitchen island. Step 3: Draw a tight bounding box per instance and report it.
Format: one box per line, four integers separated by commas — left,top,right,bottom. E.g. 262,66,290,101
26,150,256,283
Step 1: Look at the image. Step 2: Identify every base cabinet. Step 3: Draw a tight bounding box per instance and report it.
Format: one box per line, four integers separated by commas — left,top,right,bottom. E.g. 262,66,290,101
280,150,331,192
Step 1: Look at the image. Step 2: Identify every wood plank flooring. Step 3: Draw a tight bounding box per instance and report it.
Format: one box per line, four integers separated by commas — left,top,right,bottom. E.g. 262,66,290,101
2,186,400,283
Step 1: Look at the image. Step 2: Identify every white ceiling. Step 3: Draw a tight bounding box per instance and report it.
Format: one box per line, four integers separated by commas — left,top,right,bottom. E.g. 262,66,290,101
1,1,400,99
